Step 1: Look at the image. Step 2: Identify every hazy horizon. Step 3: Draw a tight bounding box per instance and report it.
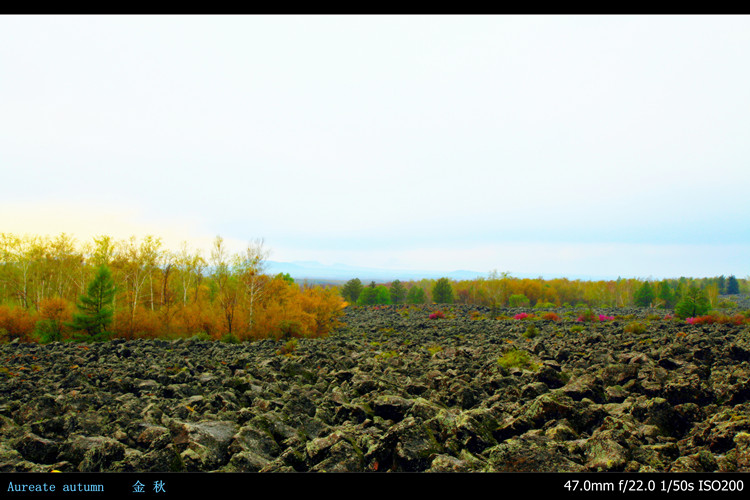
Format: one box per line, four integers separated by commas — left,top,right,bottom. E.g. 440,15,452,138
2,16,749,280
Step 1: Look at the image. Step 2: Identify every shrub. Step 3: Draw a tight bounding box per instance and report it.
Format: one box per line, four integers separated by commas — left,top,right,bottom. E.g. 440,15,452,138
221,333,240,343
513,312,534,320
35,297,72,343
279,319,304,339
468,310,485,320
523,324,539,339
576,309,598,323
277,338,298,356
0,305,37,342
509,294,530,307
624,321,647,334
497,349,536,370
598,315,615,322
542,312,561,322
569,325,584,334
426,344,443,356
429,310,445,320
534,301,557,309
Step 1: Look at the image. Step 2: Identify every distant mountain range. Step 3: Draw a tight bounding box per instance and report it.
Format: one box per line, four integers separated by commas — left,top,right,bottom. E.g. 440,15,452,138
264,260,486,283
264,260,611,283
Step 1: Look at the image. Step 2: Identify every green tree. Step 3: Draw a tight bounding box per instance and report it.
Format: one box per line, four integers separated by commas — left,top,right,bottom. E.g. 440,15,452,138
633,281,655,307
357,286,378,306
276,272,295,284
432,278,454,304
67,264,116,341
657,280,676,308
341,278,363,304
406,286,426,304
675,286,711,319
717,275,727,295
375,286,391,305
389,279,406,304
727,275,740,295
508,293,530,307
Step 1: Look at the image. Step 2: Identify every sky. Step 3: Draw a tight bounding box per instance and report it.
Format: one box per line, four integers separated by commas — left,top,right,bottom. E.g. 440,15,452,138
1,15,749,280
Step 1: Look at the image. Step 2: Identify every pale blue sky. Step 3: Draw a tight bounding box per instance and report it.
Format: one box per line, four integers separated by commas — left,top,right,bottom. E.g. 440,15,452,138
1,15,748,279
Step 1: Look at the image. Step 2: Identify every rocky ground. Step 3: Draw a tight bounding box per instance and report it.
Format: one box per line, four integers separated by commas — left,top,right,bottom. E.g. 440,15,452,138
1,304,750,472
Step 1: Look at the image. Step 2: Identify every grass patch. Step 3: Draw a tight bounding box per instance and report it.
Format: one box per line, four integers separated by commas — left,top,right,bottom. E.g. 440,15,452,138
497,349,537,371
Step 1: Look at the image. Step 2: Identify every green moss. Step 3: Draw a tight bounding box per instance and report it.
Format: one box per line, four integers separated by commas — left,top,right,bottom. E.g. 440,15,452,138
376,350,400,360
497,349,537,371
170,449,186,472
523,324,539,339
426,345,443,356
624,321,647,335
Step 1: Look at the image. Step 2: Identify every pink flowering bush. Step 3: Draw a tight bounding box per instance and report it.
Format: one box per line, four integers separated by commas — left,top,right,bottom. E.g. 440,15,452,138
575,310,598,322
598,315,615,322
513,313,534,320
686,315,714,325
686,313,746,326
429,311,445,320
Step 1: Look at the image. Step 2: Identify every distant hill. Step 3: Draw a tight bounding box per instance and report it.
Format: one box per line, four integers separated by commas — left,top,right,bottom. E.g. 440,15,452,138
264,260,617,283
265,261,486,283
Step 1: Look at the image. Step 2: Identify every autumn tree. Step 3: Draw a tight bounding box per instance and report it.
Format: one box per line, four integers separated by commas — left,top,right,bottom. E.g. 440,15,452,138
35,297,72,343
68,264,116,341
211,235,240,337
238,238,270,333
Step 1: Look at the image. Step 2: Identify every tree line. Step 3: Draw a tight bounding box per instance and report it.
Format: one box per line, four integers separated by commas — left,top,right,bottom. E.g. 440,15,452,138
0,233,343,343
339,271,747,318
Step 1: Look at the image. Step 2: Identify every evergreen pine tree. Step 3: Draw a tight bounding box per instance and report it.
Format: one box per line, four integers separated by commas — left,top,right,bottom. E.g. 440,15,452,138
432,278,454,304
341,278,363,304
657,280,676,309
389,280,406,305
406,286,426,304
633,281,655,307
67,264,116,341
675,286,711,319
717,275,727,295
727,275,740,295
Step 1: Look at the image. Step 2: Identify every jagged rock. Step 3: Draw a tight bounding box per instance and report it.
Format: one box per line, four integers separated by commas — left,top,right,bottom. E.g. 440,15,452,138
170,420,238,471
2,304,750,472
484,434,585,472
14,433,59,464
